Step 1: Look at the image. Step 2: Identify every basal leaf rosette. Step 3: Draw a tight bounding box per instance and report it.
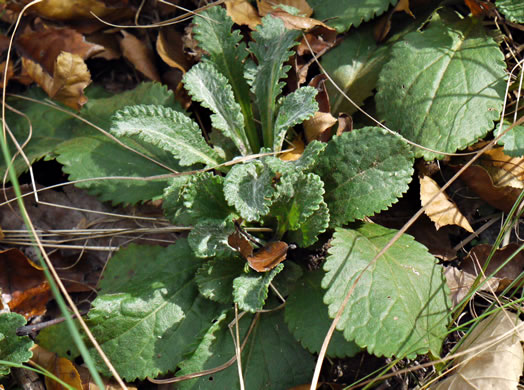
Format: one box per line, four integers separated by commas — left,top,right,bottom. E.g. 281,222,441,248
315,127,414,226
376,15,506,159
323,224,451,358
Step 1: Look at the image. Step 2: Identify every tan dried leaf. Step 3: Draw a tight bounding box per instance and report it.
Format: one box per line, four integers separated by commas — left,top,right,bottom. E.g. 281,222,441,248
482,147,524,188
420,175,473,233
433,311,524,390
22,52,91,110
119,31,160,82
156,28,190,74
225,0,261,29
31,345,83,390
280,136,305,161
257,0,313,17
444,267,499,307
30,0,129,21
304,112,337,142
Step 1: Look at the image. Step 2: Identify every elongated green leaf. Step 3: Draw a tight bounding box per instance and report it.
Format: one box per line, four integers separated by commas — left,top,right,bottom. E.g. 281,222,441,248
55,135,170,205
233,264,284,312
175,310,314,389
495,122,524,157
184,62,250,155
250,15,300,147
0,313,34,376
196,257,245,304
188,217,236,258
3,83,178,178
322,25,390,115
111,105,222,167
273,87,318,151
285,270,360,358
315,127,413,226
323,224,450,358
193,7,258,151
224,161,276,221
308,0,397,32
497,0,524,22
376,16,506,159
87,240,225,380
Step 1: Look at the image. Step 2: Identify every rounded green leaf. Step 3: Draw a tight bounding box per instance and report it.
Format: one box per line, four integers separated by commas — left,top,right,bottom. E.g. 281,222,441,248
323,224,451,358
233,264,284,312
496,0,524,23
285,270,360,358
195,257,245,304
315,127,413,226
376,16,506,159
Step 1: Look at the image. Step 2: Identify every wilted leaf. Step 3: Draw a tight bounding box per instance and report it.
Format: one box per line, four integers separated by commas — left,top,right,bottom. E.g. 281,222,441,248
30,0,130,21
444,267,499,307
304,111,337,142
225,0,261,29
0,62,14,89
119,31,160,82
257,0,313,17
22,52,91,110
376,15,506,159
17,27,103,75
31,345,83,390
420,175,473,233
247,241,289,272
450,164,521,213
0,313,34,376
0,248,50,319
156,28,190,75
323,224,450,357
462,243,524,291
481,147,524,187
280,136,305,160
433,311,524,389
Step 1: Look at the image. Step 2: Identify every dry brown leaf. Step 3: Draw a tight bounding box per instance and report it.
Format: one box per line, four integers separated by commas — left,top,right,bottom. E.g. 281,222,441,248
119,31,160,82
482,147,524,188
433,311,524,390
420,175,473,233
77,365,137,390
86,32,121,60
257,0,313,17
280,136,305,160
156,28,190,74
336,114,353,136
247,241,289,272
0,248,50,318
374,0,415,42
444,267,499,307
23,52,91,110
29,0,130,21
462,243,524,291
0,62,14,89
17,27,103,74
304,112,337,143
225,0,261,29
31,345,84,390
450,164,521,213
228,229,254,259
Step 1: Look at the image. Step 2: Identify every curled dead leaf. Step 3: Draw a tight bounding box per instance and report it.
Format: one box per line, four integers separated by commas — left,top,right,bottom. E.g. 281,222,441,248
304,112,337,143
444,267,499,307
247,241,289,272
257,0,313,17
22,52,91,110
0,62,14,89
280,136,305,161
228,229,254,259
420,175,473,233
433,311,524,389
119,31,160,82
31,345,83,390
29,0,131,22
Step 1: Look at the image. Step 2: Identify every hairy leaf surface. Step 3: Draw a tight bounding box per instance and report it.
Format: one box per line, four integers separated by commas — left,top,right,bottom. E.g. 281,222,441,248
287,200,330,247
496,0,524,22
323,224,450,358
110,105,222,167
495,122,524,157
175,310,314,389
233,264,284,312
0,313,34,376
193,7,257,150
308,0,398,32
87,241,224,380
273,87,318,151
285,270,360,358
376,16,506,159
250,15,300,147
315,127,413,226
224,161,276,221
188,217,236,258
184,62,250,155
